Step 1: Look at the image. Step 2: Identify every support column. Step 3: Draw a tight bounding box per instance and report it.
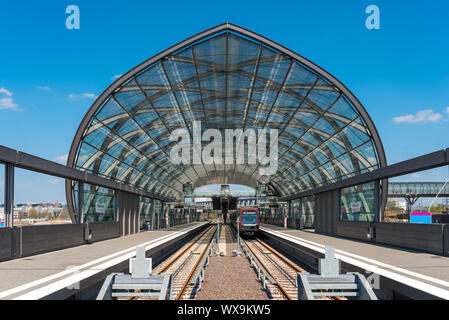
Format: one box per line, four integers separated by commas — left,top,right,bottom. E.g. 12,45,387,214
129,193,135,234
117,191,125,236
161,202,165,229
374,180,381,223
77,181,84,224
123,192,129,236
288,200,293,229
4,164,14,228
157,203,160,230
127,193,132,235
150,198,154,230
135,195,140,233
299,198,304,230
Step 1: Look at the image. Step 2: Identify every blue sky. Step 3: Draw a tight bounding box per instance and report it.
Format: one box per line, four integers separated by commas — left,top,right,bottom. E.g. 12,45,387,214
0,0,448,203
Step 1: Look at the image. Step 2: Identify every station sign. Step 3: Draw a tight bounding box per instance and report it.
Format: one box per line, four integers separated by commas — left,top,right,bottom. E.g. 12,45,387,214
95,202,106,214
350,201,362,213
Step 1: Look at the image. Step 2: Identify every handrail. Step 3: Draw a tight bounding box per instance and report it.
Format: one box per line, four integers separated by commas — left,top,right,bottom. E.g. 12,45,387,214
282,148,449,201
240,238,277,286
0,144,172,202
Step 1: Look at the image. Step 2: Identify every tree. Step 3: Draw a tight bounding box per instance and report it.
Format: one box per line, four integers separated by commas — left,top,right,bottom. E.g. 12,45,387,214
430,204,444,214
59,208,71,220
28,208,39,220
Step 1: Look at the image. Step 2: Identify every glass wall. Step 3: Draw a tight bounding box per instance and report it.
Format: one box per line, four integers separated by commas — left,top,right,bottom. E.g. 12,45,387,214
14,168,69,225
139,197,152,230
302,196,315,228
385,166,449,223
340,182,375,222
74,182,116,223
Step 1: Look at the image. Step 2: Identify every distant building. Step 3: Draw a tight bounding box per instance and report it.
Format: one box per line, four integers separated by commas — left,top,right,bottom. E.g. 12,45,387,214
397,201,407,210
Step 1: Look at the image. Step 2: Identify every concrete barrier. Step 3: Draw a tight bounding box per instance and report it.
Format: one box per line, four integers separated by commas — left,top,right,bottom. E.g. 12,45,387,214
42,222,210,300
374,222,445,255
336,221,372,241
266,218,449,256
0,228,13,261
444,225,449,256
86,222,120,243
21,224,85,257
0,220,198,263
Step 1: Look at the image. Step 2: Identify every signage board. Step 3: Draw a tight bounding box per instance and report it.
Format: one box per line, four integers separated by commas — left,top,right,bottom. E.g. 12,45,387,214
350,201,362,213
410,212,431,224
95,202,106,214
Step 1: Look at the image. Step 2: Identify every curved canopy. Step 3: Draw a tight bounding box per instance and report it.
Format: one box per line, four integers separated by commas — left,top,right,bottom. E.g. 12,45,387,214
67,23,386,201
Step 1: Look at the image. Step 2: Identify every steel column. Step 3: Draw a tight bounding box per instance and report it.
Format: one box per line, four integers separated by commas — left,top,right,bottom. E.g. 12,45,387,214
130,193,135,234
374,180,381,223
117,191,125,236
157,201,160,230
126,193,131,235
150,198,155,230
136,195,140,232
77,181,84,223
299,198,304,230
122,192,128,236
4,163,14,228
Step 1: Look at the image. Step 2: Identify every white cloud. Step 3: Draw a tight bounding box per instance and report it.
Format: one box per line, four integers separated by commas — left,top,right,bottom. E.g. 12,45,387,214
0,87,12,96
54,154,68,164
82,93,97,99
393,109,443,124
69,93,97,100
446,107,449,115
0,97,18,110
48,179,61,184
37,86,51,91
0,87,19,111
111,74,122,80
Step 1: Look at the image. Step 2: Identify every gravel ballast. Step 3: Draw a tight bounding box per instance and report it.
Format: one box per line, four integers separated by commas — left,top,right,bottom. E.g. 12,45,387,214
194,225,269,300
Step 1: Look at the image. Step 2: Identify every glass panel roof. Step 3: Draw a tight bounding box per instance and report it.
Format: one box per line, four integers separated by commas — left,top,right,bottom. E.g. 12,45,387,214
73,29,382,200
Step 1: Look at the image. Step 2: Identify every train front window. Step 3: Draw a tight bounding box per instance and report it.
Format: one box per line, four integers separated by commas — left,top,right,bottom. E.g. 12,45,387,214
241,210,258,224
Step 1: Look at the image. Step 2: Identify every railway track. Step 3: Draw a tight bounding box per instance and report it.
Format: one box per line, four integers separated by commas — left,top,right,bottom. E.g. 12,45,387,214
126,225,217,300
241,235,346,300
153,224,217,300
243,238,303,300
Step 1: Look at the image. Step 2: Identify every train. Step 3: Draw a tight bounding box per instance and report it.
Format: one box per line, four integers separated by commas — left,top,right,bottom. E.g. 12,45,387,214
230,208,260,235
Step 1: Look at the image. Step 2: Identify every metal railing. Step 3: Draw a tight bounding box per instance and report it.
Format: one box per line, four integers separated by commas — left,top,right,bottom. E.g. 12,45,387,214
0,144,173,227
239,238,277,291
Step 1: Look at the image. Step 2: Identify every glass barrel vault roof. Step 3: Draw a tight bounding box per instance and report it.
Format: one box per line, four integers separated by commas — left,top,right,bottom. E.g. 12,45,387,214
68,23,385,201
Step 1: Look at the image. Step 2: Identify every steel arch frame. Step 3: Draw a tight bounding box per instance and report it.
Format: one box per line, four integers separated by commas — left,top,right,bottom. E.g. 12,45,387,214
65,22,387,219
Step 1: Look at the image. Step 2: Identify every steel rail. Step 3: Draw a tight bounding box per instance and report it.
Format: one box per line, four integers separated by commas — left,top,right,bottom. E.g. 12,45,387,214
232,229,278,287
125,226,214,301
156,225,213,274
254,237,346,300
175,228,217,300
254,238,306,274
243,239,293,300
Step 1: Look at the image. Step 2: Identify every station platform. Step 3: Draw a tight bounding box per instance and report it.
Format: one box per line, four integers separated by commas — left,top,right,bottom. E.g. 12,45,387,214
261,224,449,300
0,222,208,300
